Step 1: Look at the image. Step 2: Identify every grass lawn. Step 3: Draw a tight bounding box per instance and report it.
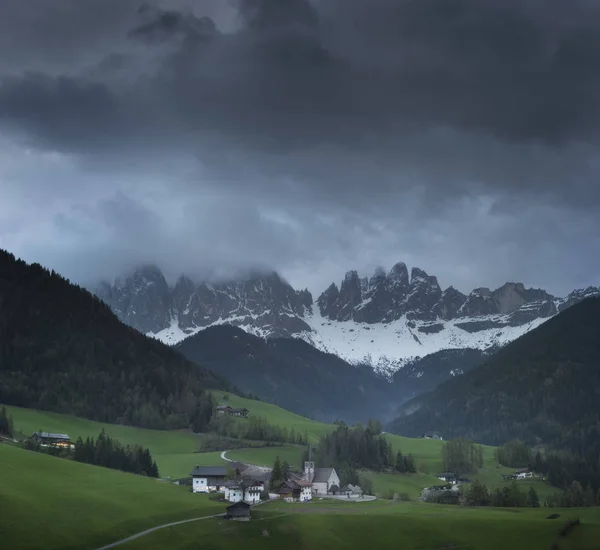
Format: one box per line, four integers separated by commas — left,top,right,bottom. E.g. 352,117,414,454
361,471,442,500
0,444,225,550
3,405,231,479
213,391,334,444
226,445,304,469
5,404,200,454
117,499,600,550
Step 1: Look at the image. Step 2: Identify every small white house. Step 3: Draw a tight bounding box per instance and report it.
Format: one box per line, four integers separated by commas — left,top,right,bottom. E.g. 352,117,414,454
190,466,228,494
436,473,458,485
224,480,263,504
244,482,263,504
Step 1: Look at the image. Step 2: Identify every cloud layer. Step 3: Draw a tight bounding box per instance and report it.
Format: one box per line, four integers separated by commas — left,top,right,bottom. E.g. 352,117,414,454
1,0,599,296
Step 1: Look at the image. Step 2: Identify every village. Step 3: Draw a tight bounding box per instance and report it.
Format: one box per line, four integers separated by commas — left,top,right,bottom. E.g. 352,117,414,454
190,457,367,520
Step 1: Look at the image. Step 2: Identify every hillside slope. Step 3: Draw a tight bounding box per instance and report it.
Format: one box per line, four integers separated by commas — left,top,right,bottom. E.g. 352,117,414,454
177,326,395,423
0,249,225,429
388,298,600,455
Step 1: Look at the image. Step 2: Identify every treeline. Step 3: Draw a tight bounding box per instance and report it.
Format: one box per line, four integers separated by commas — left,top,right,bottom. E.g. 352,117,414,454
496,439,600,497
462,480,540,508
73,430,159,477
0,406,14,437
309,420,394,472
441,438,484,474
0,249,225,431
211,414,307,445
546,481,599,508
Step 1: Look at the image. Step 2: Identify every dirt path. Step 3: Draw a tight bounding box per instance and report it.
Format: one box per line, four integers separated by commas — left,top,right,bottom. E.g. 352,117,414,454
94,514,224,550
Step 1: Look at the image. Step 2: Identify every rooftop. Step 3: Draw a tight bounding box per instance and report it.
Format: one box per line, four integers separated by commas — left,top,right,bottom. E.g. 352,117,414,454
190,466,228,477
31,432,70,440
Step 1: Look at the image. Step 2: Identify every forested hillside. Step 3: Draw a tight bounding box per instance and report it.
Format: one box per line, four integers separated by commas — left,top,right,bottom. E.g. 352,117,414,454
177,325,395,423
389,297,600,455
0,249,225,429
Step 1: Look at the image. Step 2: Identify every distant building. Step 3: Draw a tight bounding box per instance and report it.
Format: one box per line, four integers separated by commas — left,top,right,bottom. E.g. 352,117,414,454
422,431,443,440
302,461,340,495
30,432,73,449
228,408,249,418
278,479,312,502
190,466,228,493
515,467,533,479
436,472,458,485
216,405,231,416
225,501,251,521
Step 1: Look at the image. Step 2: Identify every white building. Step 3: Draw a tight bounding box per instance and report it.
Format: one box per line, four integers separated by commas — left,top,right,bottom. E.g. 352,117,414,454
303,461,340,495
190,466,228,494
224,480,263,504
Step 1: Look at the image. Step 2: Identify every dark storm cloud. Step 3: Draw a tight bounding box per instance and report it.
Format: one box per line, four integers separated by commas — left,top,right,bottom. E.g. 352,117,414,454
0,0,599,296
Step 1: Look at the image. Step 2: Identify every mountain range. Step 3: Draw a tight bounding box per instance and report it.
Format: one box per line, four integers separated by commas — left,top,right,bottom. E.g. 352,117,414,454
95,263,599,374
388,296,600,454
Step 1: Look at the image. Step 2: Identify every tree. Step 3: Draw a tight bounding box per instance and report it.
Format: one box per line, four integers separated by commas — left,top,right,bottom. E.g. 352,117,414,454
527,486,540,508
441,438,482,475
395,451,406,473
282,460,291,481
271,456,283,488
463,480,490,506
0,406,14,437
405,453,417,473
534,451,544,474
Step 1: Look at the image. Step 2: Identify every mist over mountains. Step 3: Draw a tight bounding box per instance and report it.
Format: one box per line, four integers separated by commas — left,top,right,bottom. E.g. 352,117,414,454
95,262,599,373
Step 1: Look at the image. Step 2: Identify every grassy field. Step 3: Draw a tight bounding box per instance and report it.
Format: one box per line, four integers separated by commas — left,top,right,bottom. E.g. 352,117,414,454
3,403,563,500
214,391,334,443
0,444,224,550
362,471,442,500
3,404,229,479
226,445,305,469
117,499,600,550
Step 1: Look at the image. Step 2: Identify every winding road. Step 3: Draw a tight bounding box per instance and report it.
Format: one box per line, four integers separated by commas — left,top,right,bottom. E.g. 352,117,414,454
95,513,225,550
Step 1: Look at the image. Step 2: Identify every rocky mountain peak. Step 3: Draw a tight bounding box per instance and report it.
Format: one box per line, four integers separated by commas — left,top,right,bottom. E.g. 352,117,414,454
369,266,387,288
388,262,409,287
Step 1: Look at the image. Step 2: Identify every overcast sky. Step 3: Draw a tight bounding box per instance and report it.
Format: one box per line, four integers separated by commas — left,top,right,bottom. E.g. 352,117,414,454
1,0,599,297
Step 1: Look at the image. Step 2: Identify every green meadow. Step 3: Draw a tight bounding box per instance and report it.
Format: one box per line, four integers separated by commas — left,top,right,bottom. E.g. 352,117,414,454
117,499,600,550
0,444,224,550
213,391,334,443
4,403,562,502
226,444,305,469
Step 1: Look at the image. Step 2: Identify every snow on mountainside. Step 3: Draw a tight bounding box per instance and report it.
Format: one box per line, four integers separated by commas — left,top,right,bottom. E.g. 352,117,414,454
299,308,548,375
94,263,600,374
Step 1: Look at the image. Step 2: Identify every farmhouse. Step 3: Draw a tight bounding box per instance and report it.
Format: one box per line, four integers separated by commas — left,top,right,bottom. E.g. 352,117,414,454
30,432,74,449
225,480,263,504
422,431,443,440
302,461,340,495
225,501,251,521
278,479,313,502
436,472,458,484
228,407,249,418
216,405,231,416
515,467,533,479
190,465,228,493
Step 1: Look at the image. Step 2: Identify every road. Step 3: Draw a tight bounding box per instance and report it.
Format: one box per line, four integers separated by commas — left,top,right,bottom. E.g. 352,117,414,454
95,514,224,550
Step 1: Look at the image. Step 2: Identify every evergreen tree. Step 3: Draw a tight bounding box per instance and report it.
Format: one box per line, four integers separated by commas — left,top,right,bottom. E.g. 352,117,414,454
463,480,490,506
282,460,291,481
527,486,540,508
271,456,283,488
404,453,417,473
395,451,406,473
